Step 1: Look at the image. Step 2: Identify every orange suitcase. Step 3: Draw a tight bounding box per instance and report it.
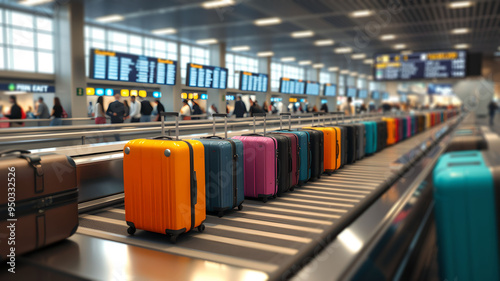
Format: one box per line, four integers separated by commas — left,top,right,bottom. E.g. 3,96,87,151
303,115,340,174
383,117,397,145
123,112,206,243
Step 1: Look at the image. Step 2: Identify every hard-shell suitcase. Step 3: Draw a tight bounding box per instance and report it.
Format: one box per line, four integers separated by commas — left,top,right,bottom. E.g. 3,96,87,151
274,113,310,185
376,120,386,152
384,118,397,145
304,115,339,174
396,118,403,142
232,114,278,202
361,121,377,155
446,133,488,152
338,124,357,164
124,112,206,243
353,123,366,160
268,132,296,192
301,129,324,180
406,116,412,138
195,114,244,217
324,113,346,167
433,151,500,281
417,115,425,133
0,150,78,260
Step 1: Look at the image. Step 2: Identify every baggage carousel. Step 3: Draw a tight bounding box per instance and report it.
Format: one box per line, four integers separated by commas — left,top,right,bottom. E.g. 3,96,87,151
1,115,461,281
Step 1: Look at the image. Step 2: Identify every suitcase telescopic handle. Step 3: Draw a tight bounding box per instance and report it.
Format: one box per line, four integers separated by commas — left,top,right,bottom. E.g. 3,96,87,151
160,112,179,140
280,113,292,130
211,114,228,138
0,149,31,156
253,113,266,135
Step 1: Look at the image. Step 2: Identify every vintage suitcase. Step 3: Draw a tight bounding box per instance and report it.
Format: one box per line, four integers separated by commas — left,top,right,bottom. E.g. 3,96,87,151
195,114,244,217
232,114,278,202
433,151,500,281
0,150,78,260
124,112,206,243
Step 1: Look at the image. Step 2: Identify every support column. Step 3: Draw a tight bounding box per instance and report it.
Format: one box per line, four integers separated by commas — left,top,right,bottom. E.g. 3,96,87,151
257,57,271,105
54,0,87,121
208,43,226,113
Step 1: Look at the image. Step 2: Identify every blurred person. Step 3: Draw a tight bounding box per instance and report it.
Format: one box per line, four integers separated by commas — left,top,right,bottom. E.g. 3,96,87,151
208,103,219,117
129,96,141,123
94,96,106,124
382,102,391,113
249,99,264,117
191,99,203,120
263,101,269,113
153,100,165,122
140,97,153,122
35,97,50,119
233,96,247,118
88,102,94,117
488,100,499,126
123,100,130,120
50,97,63,126
270,102,278,114
320,102,329,113
359,103,367,113
26,106,35,119
106,94,125,141
343,97,353,116
180,99,191,120
5,96,23,127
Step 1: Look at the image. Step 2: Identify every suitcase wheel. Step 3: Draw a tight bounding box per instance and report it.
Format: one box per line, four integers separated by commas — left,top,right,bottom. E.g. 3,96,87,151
290,186,295,191
217,211,224,218
273,194,278,198
169,235,178,243
262,197,268,203
197,224,206,233
127,226,136,235
238,203,243,211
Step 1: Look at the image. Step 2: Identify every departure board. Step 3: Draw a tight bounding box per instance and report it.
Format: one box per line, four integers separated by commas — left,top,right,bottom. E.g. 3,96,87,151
382,92,389,100
371,91,380,100
374,50,466,81
239,71,268,92
347,88,357,97
305,81,320,95
90,49,177,85
186,63,228,89
324,84,337,96
279,78,306,94
358,89,368,99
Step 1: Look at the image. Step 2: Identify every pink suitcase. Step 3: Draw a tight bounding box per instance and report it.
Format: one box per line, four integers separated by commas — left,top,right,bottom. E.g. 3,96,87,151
406,116,412,138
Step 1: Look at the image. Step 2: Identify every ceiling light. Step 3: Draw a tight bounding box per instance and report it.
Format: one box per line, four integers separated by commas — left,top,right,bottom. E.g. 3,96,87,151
231,45,250,52
314,39,334,46
401,50,413,55
299,60,312,65
312,63,324,69
95,14,124,23
451,28,470,34
202,0,234,9
351,53,366,60
328,67,339,72
340,70,349,74
363,59,374,64
449,1,473,9
196,38,218,45
257,51,274,57
358,74,366,78
18,0,53,6
380,34,396,41
281,57,295,62
454,43,469,49
350,72,358,76
254,17,282,26
151,28,177,35
334,47,353,54
291,30,315,38
350,10,374,18
394,44,406,50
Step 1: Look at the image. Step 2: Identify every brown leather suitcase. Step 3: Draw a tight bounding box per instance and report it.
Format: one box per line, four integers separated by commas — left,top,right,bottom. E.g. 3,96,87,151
0,150,78,260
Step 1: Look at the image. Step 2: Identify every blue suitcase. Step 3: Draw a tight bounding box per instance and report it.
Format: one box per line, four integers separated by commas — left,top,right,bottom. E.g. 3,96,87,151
433,151,500,281
195,114,244,217
362,121,377,155
274,113,311,185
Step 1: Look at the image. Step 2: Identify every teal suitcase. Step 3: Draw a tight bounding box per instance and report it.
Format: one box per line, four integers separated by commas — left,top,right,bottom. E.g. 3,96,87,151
433,150,500,281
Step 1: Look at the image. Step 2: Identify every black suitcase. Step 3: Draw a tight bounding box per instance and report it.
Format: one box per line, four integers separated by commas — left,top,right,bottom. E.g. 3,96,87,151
0,150,78,260
337,124,357,164
266,134,292,196
376,120,387,152
302,129,324,180
353,123,366,160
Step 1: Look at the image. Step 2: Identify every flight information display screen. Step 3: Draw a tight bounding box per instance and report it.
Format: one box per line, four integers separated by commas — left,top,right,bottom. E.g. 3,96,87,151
90,49,177,85
186,63,228,89
324,84,337,96
371,91,380,100
382,92,389,100
374,50,466,81
358,89,368,99
279,78,306,94
305,81,320,95
239,71,268,92
347,88,357,97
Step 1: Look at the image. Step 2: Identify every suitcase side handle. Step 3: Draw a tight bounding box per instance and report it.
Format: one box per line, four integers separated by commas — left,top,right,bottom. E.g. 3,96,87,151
160,112,179,140
211,114,228,138
0,149,31,156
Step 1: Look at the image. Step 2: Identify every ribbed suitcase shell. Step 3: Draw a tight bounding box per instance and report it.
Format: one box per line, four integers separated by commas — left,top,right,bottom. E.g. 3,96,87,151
433,151,500,281
124,139,206,239
303,126,338,173
383,118,397,145
362,121,377,155
273,132,301,187
231,135,277,202
337,125,357,164
302,129,324,179
195,137,244,216
406,116,412,138
353,123,365,160
267,133,295,193
376,120,386,152
275,130,311,184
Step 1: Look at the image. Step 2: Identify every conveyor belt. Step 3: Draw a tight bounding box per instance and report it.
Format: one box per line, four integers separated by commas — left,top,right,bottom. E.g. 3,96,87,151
76,123,446,279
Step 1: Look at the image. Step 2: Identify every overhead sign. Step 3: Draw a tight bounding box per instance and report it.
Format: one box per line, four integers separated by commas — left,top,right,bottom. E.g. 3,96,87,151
305,81,320,95
324,83,337,96
279,78,305,94
239,71,268,92
0,83,55,93
186,63,228,89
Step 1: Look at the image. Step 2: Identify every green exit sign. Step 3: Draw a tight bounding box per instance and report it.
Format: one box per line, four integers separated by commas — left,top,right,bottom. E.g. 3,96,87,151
76,87,84,96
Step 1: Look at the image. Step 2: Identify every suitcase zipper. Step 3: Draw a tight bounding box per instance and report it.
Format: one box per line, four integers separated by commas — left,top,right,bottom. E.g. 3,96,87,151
182,141,196,231
227,139,238,208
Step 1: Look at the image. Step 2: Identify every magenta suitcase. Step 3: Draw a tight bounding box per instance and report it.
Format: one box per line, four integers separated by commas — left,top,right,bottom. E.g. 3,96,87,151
406,116,411,138
272,132,299,188
231,135,277,202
